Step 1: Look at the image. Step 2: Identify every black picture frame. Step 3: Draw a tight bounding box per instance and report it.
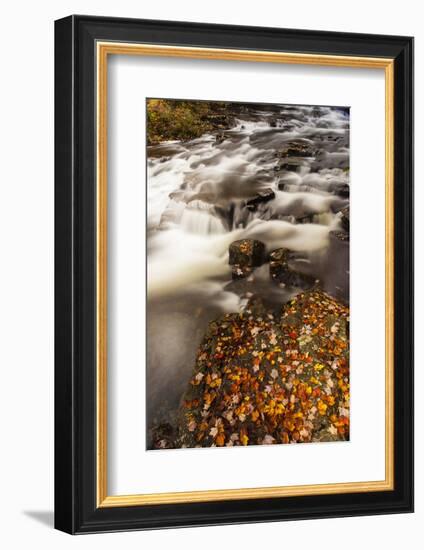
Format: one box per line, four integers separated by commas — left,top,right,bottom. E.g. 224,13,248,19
55,15,414,534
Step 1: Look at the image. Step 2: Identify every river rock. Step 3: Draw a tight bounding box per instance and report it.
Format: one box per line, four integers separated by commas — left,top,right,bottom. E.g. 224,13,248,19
245,188,276,211
274,268,316,289
150,422,176,449
176,289,350,448
329,183,350,198
244,295,270,317
269,248,290,264
330,230,349,242
296,214,315,224
269,247,316,289
231,264,253,280
280,140,314,158
278,162,300,173
340,207,349,231
229,239,265,268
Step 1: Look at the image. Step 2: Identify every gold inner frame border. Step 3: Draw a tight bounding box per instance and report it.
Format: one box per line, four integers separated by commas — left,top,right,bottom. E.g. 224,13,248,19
96,42,394,508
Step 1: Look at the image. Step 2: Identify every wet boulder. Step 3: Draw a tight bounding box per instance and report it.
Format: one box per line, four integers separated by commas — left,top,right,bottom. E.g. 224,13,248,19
243,295,270,317
150,422,176,449
231,264,253,280
340,207,349,231
215,131,226,144
177,289,350,448
330,230,349,242
229,239,266,280
229,239,265,268
280,140,314,158
296,214,315,224
269,248,317,290
269,248,291,266
245,188,275,211
276,269,317,290
208,113,235,129
278,162,300,173
329,182,350,198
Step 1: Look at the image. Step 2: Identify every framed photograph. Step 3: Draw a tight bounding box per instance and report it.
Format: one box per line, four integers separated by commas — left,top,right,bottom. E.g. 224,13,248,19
54,15,414,534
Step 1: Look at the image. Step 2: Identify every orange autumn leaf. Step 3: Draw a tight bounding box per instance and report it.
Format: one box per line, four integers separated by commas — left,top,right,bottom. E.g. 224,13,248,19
216,434,225,446
251,410,260,422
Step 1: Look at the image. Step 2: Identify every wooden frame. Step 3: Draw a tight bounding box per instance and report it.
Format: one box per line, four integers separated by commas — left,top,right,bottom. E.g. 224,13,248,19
55,15,414,533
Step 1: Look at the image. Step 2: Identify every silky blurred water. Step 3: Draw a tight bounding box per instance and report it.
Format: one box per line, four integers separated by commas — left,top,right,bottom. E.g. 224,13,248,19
146,103,350,442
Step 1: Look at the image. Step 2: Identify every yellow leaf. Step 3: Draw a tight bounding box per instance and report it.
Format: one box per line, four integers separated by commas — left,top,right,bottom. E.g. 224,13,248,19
318,401,328,415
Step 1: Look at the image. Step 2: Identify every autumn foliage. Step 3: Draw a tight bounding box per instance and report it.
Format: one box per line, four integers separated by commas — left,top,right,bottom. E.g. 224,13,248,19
175,290,350,448
146,99,233,144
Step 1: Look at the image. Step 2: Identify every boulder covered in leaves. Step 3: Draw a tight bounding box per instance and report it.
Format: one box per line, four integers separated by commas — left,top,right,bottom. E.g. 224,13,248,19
229,239,265,267
229,239,265,280
177,289,349,448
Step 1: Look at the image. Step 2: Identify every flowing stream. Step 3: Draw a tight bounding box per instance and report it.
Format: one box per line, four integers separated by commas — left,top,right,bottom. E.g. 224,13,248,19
146,104,350,444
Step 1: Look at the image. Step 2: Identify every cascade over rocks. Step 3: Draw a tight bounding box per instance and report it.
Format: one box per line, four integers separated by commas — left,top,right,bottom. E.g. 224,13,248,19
245,188,276,211
330,207,349,242
279,140,315,158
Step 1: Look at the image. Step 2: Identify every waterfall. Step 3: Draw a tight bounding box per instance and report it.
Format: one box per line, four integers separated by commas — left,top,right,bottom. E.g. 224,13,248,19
180,200,226,235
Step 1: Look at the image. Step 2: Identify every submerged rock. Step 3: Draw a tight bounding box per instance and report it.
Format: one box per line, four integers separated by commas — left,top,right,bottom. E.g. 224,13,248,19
269,248,290,264
245,188,276,211
269,247,317,290
279,140,314,158
278,162,301,173
150,422,176,449
329,182,350,198
176,289,350,448
330,230,349,242
340,207,349,232
296,214,315,224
